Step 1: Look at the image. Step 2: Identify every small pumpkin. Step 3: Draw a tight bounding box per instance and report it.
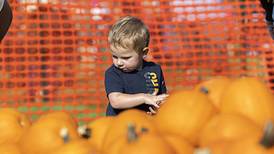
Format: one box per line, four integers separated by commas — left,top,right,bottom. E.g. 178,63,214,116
102,109,158,150
198,113,262,146
78,116,114,150
118,124,176,154
226,121,274,154
220,77,274,127
195,76,231,110
154,90,217,145
19,111,80,154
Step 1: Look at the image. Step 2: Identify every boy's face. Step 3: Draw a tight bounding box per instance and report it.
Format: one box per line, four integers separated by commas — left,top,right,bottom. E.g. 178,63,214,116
110,45,145,72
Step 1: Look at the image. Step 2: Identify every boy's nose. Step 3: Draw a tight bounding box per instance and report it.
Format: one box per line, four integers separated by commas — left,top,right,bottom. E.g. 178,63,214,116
117,59,123,66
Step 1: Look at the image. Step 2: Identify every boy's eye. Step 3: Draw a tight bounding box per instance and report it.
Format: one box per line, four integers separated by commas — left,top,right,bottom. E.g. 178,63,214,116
112,55,131,60
122,57,131,60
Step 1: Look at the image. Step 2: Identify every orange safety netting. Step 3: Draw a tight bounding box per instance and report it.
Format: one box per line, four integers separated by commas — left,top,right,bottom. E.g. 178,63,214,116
0,0,273,123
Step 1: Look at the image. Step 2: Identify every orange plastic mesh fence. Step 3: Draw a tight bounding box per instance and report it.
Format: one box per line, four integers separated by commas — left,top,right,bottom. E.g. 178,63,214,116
0,0,273,123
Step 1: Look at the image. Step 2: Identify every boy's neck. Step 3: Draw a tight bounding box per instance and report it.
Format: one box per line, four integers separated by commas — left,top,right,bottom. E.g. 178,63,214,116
137,59,145,71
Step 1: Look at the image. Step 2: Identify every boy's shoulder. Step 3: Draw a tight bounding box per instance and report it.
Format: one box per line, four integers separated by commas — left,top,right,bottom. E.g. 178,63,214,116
105,65,119,74
143,61,162,70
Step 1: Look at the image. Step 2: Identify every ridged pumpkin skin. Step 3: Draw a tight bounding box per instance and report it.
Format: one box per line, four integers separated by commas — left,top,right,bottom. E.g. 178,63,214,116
220,77,274,127
195,76,231,110
154,90,217,144
19,111,80,154
102,109,158,150
0,108,31,144
198,113,262,146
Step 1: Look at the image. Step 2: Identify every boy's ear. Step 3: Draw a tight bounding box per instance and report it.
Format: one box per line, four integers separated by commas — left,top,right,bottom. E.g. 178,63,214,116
142,47,149,58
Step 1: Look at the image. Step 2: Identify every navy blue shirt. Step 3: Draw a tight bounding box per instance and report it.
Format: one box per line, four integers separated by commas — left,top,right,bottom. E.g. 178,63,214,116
104,60,167,116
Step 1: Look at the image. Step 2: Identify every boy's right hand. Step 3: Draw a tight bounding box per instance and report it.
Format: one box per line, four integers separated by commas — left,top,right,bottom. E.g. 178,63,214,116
143,93,169,110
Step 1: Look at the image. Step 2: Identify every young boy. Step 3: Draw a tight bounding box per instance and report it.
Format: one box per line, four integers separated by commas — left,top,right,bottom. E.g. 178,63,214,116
105,16,169,116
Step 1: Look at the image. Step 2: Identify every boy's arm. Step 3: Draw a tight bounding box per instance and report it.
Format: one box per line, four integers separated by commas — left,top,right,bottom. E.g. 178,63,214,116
159,67,167,94
108,92,168,109
108,92,148,109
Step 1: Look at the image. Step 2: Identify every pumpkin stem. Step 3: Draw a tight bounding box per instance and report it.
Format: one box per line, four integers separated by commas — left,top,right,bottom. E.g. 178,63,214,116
260,121,274,148
141,127,149,133
200,87,209,94
78,125,91,139
18,119,25,128
127,123,138,143
60,127,70,143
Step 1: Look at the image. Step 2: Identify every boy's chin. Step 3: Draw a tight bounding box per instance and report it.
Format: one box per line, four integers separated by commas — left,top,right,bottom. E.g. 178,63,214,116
121,69,132,72
120,68,135,73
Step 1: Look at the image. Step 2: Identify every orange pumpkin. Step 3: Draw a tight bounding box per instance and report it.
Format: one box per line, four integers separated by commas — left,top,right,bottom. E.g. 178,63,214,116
102,109,158,150
198,113,262,146
0,108,31,144
19,111,80,154
220,77,274,127
117,124,176,154
119,133,176,154
154,90,217,145
79,116,114,150
195,76,231,110
102,123,171,154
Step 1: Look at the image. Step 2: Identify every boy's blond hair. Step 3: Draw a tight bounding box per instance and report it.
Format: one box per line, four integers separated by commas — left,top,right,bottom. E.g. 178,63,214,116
108,16,150,53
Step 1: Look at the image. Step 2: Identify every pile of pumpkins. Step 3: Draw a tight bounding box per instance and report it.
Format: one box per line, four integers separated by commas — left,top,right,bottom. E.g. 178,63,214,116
0,76,274,154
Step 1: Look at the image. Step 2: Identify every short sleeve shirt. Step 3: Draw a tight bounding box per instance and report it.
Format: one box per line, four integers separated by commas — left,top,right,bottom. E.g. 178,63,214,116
104,60,167,116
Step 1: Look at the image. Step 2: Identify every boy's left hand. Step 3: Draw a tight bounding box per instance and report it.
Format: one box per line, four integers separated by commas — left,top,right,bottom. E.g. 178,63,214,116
147,106,157,115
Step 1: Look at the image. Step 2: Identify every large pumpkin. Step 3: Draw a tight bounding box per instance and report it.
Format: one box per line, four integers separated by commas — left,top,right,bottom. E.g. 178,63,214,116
154,90,217,144
19,111,80,154
0,108,31,144
198,113,262,146
102,109,158,150
220,77,274,127
195,76,231,110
